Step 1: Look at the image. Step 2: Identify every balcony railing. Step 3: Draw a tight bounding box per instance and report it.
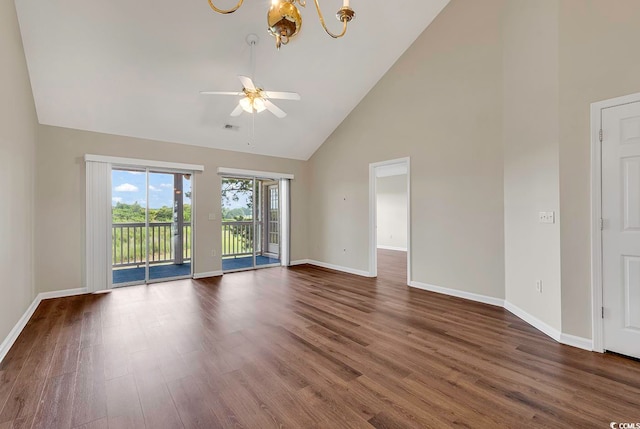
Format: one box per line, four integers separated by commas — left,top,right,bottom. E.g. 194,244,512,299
112,222,191,267
222,221,255,257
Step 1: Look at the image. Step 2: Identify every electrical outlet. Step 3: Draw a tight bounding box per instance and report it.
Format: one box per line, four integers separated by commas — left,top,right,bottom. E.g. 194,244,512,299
546,211,555,224
538,211,556,224
536,280,543,293
211,249,216,257
208,213,216,220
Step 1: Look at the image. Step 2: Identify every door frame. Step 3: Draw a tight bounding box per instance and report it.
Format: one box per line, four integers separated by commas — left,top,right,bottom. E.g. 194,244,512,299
590,91,640,353
368,157,411,282
110,166,196,287
219,175,284,273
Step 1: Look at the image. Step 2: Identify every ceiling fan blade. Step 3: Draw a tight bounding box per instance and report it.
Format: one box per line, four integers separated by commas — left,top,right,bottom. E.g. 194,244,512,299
264,99,287,119
200,91,242,96
263,91,301,101
238,75,256,91
230,104,244,117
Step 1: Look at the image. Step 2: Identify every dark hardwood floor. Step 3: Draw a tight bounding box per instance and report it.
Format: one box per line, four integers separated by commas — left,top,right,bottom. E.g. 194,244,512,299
1,249,639,428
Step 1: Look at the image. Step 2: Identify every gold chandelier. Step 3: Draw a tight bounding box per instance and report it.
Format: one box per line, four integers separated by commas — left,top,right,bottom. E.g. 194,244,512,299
207,0,356,49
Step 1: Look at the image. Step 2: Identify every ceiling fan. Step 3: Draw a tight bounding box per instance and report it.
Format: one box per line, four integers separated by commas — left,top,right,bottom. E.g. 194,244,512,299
200,34,300,119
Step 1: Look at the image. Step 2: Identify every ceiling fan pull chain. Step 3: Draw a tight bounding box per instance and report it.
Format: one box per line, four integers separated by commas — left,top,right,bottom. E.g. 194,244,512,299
249,108,255,145
249,37,256,80
207,0,243,14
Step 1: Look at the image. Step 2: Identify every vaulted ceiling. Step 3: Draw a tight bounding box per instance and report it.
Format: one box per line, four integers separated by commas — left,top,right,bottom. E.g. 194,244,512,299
15,0,449,160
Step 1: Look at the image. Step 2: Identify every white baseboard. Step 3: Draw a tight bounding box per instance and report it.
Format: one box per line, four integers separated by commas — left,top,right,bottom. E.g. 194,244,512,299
289,259,311,266
503,301,593,351
306,260,375,278
0,297,41,364
39,287,88,300
193,271,223,279
0,276,598,366
0,287,87,364
559,332,593,351
408,280,593,352
377,245,407,252
409,280,505,307
503,301,562,341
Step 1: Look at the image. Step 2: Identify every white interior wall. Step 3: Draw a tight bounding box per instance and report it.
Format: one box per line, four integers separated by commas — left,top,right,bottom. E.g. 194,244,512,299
558,0,640,338
0,0,38,347
503,0,562,331
376,175,408,251
308,0,506,300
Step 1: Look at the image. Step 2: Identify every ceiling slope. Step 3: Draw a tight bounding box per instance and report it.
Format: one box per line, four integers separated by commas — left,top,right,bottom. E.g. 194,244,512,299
15,0,449,160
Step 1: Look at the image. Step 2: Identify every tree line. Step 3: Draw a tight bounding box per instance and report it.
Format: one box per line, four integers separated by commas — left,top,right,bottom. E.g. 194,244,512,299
112,202,191,223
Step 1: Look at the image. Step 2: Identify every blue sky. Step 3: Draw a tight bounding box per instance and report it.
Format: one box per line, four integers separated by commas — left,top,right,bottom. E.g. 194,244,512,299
111,170,191,208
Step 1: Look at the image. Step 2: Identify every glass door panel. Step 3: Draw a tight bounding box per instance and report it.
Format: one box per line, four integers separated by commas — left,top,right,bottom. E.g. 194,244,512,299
221,177,281,272
147,171,192,282
258,181,280,266
111,168,147,286
268,185,280,255
111,168,192,286
221,177,255,271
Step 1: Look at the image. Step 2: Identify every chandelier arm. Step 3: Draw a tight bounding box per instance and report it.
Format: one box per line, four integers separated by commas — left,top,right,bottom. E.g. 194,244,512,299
311,0,349,39
207,0,243,14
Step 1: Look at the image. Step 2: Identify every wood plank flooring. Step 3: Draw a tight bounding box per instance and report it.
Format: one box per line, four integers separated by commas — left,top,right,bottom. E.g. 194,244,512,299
1,249,639,428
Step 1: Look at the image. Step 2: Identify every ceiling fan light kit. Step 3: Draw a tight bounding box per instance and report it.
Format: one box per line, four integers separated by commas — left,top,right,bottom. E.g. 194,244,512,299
239,93,266,113
207,0,355,49
200,35,301,119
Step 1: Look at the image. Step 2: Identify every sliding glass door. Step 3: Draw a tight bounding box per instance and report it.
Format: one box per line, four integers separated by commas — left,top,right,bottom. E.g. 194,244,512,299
221,176,281,272
111,168,193,286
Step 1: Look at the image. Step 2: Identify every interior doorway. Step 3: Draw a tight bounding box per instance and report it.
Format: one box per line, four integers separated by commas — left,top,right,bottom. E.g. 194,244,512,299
369,158,411,283
221,176,281,272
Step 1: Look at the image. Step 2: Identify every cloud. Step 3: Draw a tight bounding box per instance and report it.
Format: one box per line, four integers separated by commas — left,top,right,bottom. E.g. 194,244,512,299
148,185,161,192
112,197,123,204
160,183,173,189
129,171,144,175
114,183,139,192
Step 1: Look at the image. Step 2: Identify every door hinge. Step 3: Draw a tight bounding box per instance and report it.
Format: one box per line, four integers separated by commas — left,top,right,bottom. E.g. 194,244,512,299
599,129,603,143
602,306,605,319
600,218,604,230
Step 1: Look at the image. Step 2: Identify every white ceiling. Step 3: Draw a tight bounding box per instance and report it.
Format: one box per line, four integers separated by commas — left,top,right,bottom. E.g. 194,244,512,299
15,0,449,160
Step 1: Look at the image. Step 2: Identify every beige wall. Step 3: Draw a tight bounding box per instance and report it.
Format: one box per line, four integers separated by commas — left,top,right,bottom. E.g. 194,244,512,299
307,0,640,341
376,175,408,250
308,0,506,299
35,125,309,294
0,0,38,342
503,0,562,330
558,0,640,338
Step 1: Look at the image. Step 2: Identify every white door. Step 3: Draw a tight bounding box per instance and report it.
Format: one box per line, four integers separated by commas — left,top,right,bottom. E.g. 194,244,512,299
267,185,279,254
602,101,640,359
